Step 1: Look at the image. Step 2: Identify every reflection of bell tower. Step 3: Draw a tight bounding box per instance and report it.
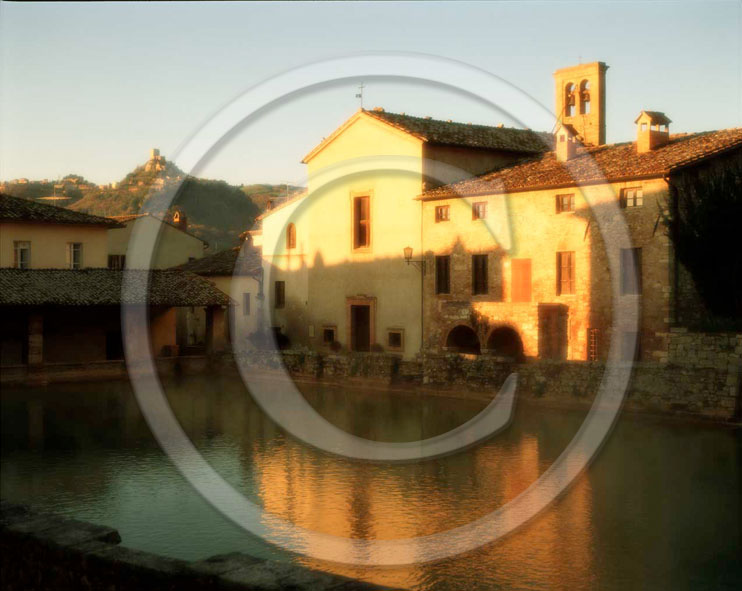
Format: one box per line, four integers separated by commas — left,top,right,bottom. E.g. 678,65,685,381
554,62,608,146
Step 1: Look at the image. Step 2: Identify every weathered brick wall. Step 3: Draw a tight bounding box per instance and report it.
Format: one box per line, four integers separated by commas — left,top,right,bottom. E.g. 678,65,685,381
0,501,388,591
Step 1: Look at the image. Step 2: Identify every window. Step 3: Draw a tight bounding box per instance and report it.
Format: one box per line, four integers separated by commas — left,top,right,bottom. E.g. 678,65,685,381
243,293,251,316
511,259,532,302
108,255,126,270
621,331,641,362
13,241,30,269
472,254,488,295
387,329,404,351
620,187,643,208
556,193,575,213
587,328,600,362
322,326,336,345
435,205,450,222
641,122,648,132
556,251,575,295
435,255,451,295
620,248,642,295
67,242,82,269
353,195,370,249
274,280,286,309
472,201,487,220
286,223,296,249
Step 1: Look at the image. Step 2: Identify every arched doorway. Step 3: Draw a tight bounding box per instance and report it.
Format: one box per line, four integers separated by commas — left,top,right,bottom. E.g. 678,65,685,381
486,326,524,361
445,325,481,355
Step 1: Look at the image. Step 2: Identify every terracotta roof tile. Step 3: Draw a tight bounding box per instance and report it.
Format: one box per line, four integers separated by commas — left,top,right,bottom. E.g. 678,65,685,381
0,193,123,227
365,110,552,154
175,246,262,277
423,128,742,198
0,269,231,306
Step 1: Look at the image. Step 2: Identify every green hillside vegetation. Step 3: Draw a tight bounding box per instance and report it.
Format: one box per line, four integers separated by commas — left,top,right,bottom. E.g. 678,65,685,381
2,155,303,251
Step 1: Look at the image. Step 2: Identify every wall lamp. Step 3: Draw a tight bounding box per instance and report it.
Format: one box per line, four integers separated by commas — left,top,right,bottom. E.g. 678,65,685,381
403,246,425,272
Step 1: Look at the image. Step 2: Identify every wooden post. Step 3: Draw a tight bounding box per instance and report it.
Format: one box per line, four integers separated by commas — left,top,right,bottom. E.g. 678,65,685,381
27,313,43,367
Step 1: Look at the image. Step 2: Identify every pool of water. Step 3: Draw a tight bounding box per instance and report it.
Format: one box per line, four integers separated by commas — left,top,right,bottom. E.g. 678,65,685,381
1,374,740,590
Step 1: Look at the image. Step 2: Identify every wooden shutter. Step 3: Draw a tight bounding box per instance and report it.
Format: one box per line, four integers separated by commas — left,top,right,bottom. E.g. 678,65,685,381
436,256,450,294
557,252,575,295
511,259,531,302
472,254,488,295
354,196,370,248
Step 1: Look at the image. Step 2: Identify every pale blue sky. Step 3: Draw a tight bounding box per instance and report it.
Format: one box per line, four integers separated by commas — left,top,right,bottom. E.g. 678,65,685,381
1,1,740,186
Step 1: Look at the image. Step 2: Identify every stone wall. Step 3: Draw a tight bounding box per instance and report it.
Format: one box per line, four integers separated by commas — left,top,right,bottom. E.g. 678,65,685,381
0,501,388,591
238,336,741,421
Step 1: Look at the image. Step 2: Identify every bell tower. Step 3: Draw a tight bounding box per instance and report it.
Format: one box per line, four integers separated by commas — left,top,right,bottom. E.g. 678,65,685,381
554,62,608,146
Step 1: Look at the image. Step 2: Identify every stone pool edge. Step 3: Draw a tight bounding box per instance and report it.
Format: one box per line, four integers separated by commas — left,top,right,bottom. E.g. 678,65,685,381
0,500,395,591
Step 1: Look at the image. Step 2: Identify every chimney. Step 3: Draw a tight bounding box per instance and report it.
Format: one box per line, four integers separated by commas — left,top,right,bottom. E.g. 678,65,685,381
635,111,671,153
555,123,580,162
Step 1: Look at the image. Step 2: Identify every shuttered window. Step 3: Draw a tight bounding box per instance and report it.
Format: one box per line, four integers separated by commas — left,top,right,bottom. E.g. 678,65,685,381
353,196,370,249
556,193,575,213
435,205,450,222
620,187,643,208
472,202,487,220
435,255,451,294
274,281,286,309
511,259,532,302
620,248,643,294
286,223,296,249
556,251,575,295
472,254,488,295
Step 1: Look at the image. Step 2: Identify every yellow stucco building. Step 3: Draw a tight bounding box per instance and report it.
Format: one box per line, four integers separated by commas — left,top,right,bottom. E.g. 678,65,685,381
259,108,547,358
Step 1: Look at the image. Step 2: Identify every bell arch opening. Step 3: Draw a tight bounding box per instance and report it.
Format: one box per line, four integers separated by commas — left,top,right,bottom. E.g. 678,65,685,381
445,325,481,355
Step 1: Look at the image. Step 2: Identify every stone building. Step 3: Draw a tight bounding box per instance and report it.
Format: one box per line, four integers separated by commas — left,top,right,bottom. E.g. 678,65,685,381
421,65,742,361
176,244,264,352
258,61,742,362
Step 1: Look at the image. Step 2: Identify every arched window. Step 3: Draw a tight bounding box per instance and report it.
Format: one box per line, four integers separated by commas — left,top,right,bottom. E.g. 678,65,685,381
286,223,296,249
579,80,591,115
565,83,576,117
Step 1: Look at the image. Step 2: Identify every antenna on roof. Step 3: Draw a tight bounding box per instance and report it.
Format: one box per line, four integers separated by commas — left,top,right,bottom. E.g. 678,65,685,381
355,82,365,109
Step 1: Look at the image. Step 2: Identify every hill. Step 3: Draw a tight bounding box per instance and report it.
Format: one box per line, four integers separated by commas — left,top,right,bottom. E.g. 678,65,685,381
2,151,303,251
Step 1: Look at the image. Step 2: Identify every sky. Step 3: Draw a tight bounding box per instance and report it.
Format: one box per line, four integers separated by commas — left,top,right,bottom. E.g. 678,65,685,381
1,1,740,186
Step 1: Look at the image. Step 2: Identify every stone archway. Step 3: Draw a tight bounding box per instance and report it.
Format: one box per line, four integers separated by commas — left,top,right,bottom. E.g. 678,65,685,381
486,326,525,361
445,325,481,355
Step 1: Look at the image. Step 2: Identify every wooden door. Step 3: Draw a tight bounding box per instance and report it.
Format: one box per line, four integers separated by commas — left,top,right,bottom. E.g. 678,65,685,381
538,304,568,359
351,305,371,352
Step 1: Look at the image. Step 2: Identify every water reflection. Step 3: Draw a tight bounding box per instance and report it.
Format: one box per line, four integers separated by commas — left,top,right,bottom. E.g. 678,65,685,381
1,375,739,590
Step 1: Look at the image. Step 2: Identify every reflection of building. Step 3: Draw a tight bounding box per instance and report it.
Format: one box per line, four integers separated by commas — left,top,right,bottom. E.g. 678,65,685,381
259,61,742,361
0,194,229,374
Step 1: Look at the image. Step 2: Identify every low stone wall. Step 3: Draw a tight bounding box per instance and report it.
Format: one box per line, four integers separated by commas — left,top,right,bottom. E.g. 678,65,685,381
0,501,389,591
237,341,741,421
